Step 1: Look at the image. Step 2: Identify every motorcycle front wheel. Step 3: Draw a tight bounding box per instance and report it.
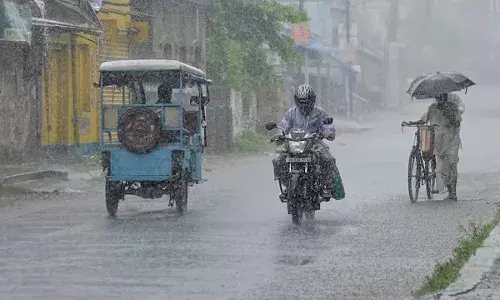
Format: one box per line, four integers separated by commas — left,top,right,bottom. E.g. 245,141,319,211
291,206,303,225
305,211,315,220
289,174,304,225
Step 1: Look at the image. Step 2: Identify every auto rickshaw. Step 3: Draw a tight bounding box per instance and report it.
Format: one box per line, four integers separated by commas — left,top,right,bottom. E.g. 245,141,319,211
99,60,211,217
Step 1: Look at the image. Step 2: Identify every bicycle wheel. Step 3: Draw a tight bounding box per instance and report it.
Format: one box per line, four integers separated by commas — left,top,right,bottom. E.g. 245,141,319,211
408,148,422,203
431,156,437,193
424,159,432,200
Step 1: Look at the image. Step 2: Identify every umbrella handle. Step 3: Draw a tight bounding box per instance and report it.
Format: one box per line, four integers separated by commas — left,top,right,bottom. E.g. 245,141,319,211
465,87,468,94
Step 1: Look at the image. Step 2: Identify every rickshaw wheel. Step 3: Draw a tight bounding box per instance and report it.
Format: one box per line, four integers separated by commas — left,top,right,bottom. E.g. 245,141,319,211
106,180,122,217
117,108,162,154
172,173,188,214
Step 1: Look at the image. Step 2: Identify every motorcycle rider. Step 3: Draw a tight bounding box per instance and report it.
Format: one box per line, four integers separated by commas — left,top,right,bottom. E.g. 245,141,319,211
403,92,463,201
272,84,337,201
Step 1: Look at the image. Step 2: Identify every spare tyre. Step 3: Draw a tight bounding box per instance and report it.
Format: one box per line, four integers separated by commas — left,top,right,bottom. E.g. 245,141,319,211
117,107,162,154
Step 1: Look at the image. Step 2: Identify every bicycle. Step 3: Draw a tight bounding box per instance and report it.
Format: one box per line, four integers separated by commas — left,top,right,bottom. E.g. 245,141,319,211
401,122,438,203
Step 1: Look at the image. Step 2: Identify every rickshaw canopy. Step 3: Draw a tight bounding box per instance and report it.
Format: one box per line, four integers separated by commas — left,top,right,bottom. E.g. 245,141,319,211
99,60,212,87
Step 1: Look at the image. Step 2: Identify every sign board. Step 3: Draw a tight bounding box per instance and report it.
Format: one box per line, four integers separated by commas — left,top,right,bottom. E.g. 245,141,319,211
291,23,311,45
0,0,32,45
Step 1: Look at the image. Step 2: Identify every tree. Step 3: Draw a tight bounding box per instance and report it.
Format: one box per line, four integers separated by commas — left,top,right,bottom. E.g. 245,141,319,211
206,0,308,93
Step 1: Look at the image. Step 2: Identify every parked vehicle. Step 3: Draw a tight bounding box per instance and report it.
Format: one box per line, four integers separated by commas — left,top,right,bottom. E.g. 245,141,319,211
265,117,334,225
99,60,211,217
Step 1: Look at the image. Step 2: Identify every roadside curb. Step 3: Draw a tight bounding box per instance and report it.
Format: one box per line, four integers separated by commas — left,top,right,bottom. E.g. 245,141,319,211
1,170,68,187
421,223,500,299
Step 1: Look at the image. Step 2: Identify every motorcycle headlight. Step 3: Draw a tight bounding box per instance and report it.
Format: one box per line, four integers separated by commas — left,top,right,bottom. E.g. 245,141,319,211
288,141,307,154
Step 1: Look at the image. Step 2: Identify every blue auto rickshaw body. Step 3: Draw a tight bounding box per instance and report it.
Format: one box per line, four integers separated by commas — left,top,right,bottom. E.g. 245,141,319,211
99,60,211,216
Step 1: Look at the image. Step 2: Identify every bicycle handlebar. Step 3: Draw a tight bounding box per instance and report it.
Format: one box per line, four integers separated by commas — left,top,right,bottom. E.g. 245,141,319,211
401,123,438,128
401,122,438,134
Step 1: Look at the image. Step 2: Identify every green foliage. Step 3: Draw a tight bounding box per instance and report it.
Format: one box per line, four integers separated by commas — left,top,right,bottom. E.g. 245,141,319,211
207,0,307,93
234,131,272,153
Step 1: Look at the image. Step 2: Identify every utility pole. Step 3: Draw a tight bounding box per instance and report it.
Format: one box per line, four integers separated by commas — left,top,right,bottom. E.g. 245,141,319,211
345,0,353,120
296,0,305,87
383,0,399,108
387,0,399,43
345,0,350,44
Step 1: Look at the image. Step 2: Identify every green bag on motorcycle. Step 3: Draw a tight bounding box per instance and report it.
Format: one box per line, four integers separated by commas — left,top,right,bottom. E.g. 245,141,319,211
331,165,345,200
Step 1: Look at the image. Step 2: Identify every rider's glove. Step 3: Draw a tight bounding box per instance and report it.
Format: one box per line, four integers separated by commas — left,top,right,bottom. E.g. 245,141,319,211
325,132,336,141
316,132,325,139
272,135,285,144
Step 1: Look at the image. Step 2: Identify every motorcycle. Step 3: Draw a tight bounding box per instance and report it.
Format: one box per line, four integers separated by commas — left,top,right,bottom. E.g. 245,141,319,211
265,117,334,225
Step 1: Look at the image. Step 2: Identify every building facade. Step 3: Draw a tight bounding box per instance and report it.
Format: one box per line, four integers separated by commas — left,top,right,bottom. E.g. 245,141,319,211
34,0,103,155
0,0,40,162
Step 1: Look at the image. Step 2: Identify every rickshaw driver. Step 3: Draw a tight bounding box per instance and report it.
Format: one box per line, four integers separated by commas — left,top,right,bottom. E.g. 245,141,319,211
157,82,188,116
402,93,463,201
157,83,173,104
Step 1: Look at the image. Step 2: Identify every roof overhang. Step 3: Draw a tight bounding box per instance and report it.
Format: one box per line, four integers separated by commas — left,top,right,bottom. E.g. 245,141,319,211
31,0,103,34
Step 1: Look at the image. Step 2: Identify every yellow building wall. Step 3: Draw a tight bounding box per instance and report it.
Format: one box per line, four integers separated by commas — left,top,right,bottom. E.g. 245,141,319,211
98,0,133,143
41,33,101,147
99,0,131,26
76,34,100,145
42,34,72,147
41,1,151,149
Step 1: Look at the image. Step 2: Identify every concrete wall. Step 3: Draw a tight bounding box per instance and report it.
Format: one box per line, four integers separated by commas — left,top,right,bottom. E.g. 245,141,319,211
152,0,208,69
230,90,257,138
256,78,285,133
205,82,284,153
205,83,232,153
0,42,40,163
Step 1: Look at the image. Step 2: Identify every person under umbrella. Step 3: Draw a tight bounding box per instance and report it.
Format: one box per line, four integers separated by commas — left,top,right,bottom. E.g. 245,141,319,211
402,93,463,201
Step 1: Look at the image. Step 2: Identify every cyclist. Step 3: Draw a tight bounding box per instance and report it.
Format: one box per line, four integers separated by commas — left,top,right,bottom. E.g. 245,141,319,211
402,92,464,201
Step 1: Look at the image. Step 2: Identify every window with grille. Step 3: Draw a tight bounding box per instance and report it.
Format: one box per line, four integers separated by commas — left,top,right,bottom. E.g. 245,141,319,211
179,46,187,62
163,43,172,59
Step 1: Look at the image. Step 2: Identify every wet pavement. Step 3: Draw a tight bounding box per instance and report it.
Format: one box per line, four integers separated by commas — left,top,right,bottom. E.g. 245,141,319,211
1,87,500,299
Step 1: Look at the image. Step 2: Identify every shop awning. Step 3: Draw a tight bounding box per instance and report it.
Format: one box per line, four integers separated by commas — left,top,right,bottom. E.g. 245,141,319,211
292,39,357,75
32,0,103,34
0,0,32,45
281,24,355,74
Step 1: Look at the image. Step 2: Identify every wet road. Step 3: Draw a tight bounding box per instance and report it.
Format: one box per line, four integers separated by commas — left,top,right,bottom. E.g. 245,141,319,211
1,87,500,299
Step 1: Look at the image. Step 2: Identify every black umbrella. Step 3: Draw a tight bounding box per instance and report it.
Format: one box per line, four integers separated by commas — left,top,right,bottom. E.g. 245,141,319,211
407,71,475,99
